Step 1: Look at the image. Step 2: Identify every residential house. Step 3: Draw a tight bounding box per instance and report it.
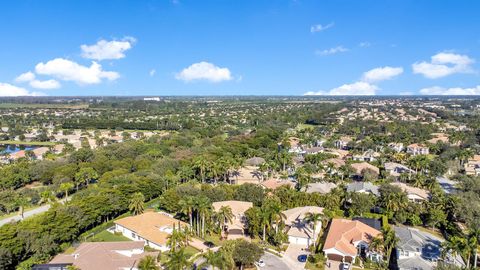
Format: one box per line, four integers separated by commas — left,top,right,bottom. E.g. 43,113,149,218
394,226,465,270
464,155,480,176
114,211,188,251
406,144,429,156
244,156,265,167
346,182,379,196
351,162,380,177
391,182,430,202
388,143,404,153
304,146,324,155
282,206,324,247
436,176,458,194
334,136,352,150
384,162,415,177
323,219,382,263
212,200,253,239
261,178,296,190
46,241,158,270
32,147,50,160
352,149,379,162
304,182,337,194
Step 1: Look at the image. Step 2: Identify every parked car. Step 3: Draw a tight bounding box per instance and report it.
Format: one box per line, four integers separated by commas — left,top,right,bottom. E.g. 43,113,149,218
297,254,308,262
255,259,266,267
342,263,350,270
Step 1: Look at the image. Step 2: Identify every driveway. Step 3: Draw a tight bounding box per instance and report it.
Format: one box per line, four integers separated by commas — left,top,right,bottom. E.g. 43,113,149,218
284,243,309,269
325,260,343,270
258,252,289,270
0,197,69,227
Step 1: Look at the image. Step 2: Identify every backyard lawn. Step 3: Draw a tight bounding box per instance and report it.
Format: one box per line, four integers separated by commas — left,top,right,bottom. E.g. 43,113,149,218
90,230,130,242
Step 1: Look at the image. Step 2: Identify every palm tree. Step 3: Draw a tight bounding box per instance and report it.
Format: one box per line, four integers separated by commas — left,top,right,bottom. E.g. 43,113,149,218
129,192,145,215
165,248,191,270
59,182,74,201
195,196,211,238
178,196,195,227
200,250,221,269
15,196,29,219
217,205,234,239
382,226,398,261
303,212,325,254
259,207,271,242
167,224,186,252
39,190,55,204
138,255,159,270
193,156,209,183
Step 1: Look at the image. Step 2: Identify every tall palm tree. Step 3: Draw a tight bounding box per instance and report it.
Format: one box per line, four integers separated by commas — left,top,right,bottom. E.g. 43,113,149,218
382,226,399,261
178,196,195,227
165,248,191,270
138,255,160,270
260,207,271,242
195,196,211,238
59,182,74,201
217,206,234,238
193,156,209,183
129,192,145,215
303,212,325,254
167,225,186,252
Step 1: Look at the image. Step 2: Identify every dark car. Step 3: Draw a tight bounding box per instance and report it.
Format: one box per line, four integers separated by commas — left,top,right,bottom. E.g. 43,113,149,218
297,254,308,262
203,241,215,248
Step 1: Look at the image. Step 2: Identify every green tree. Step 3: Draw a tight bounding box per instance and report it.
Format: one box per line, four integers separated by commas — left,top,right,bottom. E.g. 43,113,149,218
129,192,145,215
138,255,159,270
165,248,191,270
303,211,325,254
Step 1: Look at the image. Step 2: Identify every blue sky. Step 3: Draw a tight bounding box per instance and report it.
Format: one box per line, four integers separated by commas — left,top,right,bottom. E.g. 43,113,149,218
0,0,479,96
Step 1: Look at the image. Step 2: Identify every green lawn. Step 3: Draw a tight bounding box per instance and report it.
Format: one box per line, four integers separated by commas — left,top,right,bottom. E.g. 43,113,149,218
0,140,56,146
90,230,130,242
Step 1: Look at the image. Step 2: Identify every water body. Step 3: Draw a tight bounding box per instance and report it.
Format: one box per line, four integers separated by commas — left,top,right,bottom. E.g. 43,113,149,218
0,144,37,154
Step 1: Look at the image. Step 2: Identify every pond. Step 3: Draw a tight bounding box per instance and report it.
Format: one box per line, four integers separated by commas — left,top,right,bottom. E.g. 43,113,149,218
0,144,37,154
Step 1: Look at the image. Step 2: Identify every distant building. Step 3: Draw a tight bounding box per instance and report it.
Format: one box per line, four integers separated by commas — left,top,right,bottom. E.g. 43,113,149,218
384,162,415,177
391,182,429,203
346,182,380,196
406,144,429,156
304,182,337,194
143,97,160,101
388,142,404,153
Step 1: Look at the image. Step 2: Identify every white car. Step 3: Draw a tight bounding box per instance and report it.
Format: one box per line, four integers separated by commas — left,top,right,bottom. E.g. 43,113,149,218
256,260,266,267
342,263,350,270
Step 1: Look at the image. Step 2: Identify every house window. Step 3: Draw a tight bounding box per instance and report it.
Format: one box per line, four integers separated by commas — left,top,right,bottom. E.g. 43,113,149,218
132,232,136,238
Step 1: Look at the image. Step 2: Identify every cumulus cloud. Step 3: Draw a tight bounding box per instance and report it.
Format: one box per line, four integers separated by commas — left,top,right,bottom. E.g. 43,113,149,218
304,81,378,96
29,79,61,89
315,46,348,56
35,58,119,84
81,37,136,61
362,66,403,82
0,82,44,96
310,22,334,33
412,52,475,79
359,42,371,47
175,61,233,82
15,71,36,83
149,69,156,77
419,85,480,95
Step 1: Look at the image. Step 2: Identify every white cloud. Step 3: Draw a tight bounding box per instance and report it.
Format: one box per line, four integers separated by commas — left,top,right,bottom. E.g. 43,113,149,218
310,22,334,33
175,61,233,82
0,82,44,96
412,52,475,79
419,85,480,95
359,42,371,47
304,81,378,96
315,46,348,56
149,69,156,77
362,66,403,82
81,37,136,61
29,79,61,89
15,71,35,83
35,58,119,84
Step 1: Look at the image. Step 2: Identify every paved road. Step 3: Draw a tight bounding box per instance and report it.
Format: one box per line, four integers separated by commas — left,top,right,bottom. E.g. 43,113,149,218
0,198,68,227
259,252,290,270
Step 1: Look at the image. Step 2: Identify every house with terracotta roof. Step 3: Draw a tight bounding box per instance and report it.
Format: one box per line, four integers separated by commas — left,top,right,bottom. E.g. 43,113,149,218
323,218,382,263
282,206,324,247
114,211,187,251
212,200,253,239
47,241,158,270
391,182,430,202
261,178,296,190
350,162,380,177
406,144,429,156
464,155,480,176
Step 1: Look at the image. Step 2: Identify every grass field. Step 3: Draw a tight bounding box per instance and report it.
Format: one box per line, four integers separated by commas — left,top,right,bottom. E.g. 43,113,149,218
0,140,56,146
90,230,130,242
0,103,88,109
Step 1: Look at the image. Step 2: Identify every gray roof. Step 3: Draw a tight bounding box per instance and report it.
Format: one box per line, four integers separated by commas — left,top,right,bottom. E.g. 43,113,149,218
394,226,465,269
244,157,265,166
346,182,379,196
436,176,458,194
